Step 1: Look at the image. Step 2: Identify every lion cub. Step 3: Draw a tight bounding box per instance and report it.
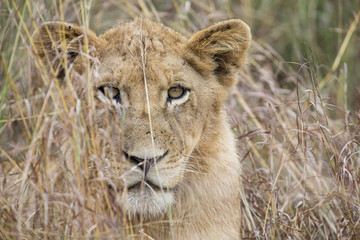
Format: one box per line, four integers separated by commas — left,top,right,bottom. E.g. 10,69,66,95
31,18,250,239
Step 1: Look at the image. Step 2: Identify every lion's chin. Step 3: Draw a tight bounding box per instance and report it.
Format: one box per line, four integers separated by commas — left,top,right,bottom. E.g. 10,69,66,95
125,184,174,218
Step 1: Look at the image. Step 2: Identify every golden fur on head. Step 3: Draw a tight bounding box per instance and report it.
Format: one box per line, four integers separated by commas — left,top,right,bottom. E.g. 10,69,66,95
31,18,251,239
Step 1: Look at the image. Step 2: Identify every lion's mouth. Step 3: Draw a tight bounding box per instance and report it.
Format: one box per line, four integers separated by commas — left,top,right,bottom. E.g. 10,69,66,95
128,180,176,192
106,180,177,193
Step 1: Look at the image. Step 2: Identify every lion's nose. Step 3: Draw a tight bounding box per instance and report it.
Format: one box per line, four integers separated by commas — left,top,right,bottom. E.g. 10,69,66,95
123,150,168,175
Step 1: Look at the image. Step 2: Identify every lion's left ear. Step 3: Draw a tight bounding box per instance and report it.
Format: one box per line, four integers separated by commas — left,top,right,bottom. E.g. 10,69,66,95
185,19,251,89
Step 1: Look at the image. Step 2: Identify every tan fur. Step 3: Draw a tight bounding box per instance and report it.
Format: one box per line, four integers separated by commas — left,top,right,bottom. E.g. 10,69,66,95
30,18,250,239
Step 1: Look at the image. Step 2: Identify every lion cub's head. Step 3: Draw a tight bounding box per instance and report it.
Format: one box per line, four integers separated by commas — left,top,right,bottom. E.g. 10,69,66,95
32,18,250,217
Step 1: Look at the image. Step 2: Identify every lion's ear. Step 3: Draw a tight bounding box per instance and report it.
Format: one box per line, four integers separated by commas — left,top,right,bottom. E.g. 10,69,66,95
185,19,251,89
32,22,101,79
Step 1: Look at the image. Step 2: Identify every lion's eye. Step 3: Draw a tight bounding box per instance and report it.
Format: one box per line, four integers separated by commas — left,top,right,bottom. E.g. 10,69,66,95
98,86,121,103
168,86,186,99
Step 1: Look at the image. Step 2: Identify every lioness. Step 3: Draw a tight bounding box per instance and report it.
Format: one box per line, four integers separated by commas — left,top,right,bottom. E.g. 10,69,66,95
30,18,250,239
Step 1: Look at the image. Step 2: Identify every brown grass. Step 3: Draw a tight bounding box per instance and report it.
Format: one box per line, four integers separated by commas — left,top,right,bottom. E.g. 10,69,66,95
1,0,360,239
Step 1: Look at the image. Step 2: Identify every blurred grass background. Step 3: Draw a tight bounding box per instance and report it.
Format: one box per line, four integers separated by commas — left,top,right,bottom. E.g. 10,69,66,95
1,0,360,239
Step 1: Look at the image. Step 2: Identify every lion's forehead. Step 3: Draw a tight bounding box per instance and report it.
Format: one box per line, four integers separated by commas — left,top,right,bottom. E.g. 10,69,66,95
101,36,179,58
94,20,192,90
94,53,190,89
100,19,186,57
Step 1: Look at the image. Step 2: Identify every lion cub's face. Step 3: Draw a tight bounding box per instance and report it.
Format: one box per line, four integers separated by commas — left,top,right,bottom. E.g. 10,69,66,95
32,19,250,217
94,51,207,216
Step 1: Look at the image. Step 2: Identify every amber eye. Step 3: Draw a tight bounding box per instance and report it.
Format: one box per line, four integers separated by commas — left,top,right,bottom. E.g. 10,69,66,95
168,86,186,99
98,86,121,103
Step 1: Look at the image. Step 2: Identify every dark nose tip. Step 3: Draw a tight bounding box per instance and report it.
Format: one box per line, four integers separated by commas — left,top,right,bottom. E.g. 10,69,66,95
123,150,168,175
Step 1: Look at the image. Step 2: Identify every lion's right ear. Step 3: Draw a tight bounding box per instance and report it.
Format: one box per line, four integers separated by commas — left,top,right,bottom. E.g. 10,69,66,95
32,22,102,79
185,19,251,90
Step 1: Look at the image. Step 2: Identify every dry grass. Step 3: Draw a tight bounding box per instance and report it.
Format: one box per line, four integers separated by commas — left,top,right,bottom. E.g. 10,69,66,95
1,0,360,239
